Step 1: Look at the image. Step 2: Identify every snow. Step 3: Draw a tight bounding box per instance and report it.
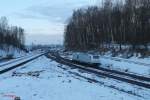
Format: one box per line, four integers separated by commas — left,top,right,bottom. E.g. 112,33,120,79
0,52,35,67
0,56,149,100
0,52,43,71
0,45,26,58
100,55,150,77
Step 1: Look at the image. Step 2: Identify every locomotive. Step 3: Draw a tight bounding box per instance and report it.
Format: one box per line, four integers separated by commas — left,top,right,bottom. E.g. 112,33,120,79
72,52,100,65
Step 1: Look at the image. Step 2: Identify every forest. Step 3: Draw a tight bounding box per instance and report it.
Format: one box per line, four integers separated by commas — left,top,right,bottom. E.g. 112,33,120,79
64,0,150,52
0,17,25,50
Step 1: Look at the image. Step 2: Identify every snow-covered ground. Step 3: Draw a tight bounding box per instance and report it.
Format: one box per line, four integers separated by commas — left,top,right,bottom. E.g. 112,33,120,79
100,55,150,77
0,52,43,71
0,46,45,66
0,47,28,62
0,56,149,100
0,46,27,59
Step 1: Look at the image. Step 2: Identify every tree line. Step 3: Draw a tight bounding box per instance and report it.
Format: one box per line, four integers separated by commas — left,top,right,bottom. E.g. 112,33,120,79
64,0,150,51
0,17,25,49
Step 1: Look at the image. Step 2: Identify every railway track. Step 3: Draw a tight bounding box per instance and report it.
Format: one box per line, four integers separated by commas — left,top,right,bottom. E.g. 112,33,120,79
0,54,35,67
47,52,150,89
0,52,46,74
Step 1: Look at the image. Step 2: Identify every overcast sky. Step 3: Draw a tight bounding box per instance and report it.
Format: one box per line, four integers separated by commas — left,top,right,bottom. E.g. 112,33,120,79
0,0,98,45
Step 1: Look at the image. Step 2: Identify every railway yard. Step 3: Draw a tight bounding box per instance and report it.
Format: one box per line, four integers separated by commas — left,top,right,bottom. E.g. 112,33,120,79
0,50,149,100
0,0,150,99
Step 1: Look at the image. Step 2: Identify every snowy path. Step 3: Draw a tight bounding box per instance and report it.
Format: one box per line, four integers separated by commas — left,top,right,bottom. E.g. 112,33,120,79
0,56,149,100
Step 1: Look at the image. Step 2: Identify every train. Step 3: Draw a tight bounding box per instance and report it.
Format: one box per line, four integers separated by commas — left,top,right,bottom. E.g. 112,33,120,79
72,52,100,65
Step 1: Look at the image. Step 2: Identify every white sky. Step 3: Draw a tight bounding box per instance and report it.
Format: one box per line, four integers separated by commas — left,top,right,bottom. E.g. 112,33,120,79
0,0,98,45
